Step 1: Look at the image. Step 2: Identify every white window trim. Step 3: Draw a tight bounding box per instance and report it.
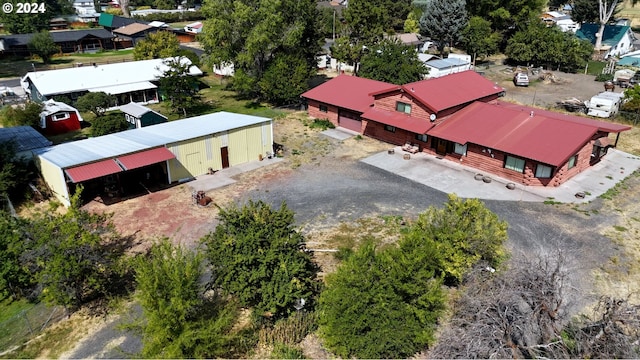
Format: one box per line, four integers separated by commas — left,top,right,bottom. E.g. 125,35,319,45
53,112,70,121
454,142,467,156
505,156,525,173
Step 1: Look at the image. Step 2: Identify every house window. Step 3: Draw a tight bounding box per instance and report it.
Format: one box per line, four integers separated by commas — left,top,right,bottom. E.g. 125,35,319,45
535,164,553,178
384,125,396,132
567,155,578,169
454,142,467,156
505,156,525,173
319,104,328,113
396,101,411,114
53,112,70,121
415,134,428,142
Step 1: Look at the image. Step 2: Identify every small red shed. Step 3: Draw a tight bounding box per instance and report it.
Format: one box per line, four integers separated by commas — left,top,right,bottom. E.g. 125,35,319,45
39,100,83,135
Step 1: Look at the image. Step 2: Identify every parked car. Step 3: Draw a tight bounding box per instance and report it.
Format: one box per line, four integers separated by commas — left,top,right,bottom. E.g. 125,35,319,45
513,73,529,86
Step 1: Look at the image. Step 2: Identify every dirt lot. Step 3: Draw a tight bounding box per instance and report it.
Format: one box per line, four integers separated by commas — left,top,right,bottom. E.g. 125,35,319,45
482,64,608,108
49,72,640,358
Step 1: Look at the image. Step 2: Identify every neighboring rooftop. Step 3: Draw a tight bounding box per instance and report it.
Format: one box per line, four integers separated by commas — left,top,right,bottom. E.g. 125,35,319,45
576,23,631,47
21,57,203,97
0,126,52,153
119,102,167,119
40,99,81,117
0,29,114,47
112,23,154,36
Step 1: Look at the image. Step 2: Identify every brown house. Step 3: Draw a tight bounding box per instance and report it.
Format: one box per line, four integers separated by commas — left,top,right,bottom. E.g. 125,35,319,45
302,72,631,187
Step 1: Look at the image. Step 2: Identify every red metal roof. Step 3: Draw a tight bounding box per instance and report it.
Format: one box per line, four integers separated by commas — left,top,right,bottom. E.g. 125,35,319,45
117,147,175,170
496,101,632,133
65,159,123,183
397,71,505,113
301,75,394,112
427,101,603,166
361,108,435,134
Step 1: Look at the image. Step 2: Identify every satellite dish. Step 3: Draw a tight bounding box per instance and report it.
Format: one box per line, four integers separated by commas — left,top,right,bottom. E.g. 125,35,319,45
429,113,437,122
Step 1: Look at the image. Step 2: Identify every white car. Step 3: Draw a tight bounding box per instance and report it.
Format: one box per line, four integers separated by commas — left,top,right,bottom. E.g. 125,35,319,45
513,73,529,86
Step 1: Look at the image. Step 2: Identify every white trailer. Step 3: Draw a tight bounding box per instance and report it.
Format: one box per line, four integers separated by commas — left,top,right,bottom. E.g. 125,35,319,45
587,91,625,118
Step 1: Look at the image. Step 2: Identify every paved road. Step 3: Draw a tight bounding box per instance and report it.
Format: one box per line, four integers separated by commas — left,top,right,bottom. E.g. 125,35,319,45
63,157,620,358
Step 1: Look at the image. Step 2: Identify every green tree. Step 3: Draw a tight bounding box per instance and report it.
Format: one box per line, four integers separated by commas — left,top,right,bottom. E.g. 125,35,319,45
0,212,33,300
460,16,501,64
358,39,428,84
419,0,468,54
24,191,126,311
134,239,241,358
201,200,320,320
200,0,321,100
258,53,313,105
329,36,361,69
0,0,52,34
75,92,115,117
572,0,600,23
0,102,43,128
505,22,592,72
318,242,445,358
405,194,508,284
0,140,33,200
403,10,420,34
158,57,202,116
132,31,181,60
91,112,130,136
27,31,59,64
465,0,545,36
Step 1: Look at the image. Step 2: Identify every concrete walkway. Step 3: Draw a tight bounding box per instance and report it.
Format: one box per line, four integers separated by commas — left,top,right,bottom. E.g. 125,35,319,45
187,157,283,193
321,127,360,140
362,147,640,203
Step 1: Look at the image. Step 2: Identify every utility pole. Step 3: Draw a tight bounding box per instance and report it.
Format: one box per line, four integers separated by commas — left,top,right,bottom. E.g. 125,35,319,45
333,8,336,41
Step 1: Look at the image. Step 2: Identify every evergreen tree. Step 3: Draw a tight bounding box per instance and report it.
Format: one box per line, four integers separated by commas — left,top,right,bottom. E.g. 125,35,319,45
158,57,202,116
419,0,468,54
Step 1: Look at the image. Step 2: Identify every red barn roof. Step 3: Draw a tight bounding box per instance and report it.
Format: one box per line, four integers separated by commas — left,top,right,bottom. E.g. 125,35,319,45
361,108,435,134
427,101,628,166
398,71,505,113
301,75,393,113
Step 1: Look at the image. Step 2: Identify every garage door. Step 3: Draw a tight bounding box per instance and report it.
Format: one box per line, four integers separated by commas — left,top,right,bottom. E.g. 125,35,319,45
338,109,362,132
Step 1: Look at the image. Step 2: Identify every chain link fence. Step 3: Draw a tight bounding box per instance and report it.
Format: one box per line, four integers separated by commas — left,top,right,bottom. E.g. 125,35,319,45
0,303,66,354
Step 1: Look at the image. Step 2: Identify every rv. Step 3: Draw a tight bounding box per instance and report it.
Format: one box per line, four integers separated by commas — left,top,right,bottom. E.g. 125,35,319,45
587,91,625,118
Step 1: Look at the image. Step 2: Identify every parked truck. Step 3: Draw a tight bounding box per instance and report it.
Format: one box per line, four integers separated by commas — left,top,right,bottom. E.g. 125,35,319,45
586,91,625,118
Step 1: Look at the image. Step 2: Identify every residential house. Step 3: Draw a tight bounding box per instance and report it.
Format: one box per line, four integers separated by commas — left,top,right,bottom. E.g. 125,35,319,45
576,23,635,59
541,11,579,33
20,57,203,106
302,71,630,186
73,0,100,22
39,99,84,135
119,102,168,128
0,126,52,160
385,33,424,51
36,112,273,206
302,70,504,134
112,23,160,46
425,101,630,186
184,22,203,34
0,29,115,56
423,54,472,78
98,13,140,31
